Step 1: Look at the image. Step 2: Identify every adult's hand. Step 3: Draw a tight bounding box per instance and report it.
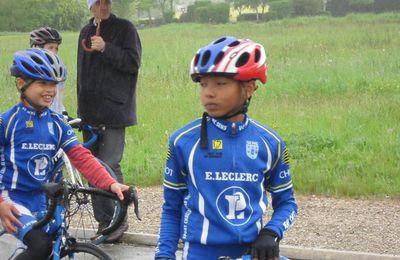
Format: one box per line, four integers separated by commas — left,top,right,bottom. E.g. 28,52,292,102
90,36,106,52
0,201,22,234
251,229,280,260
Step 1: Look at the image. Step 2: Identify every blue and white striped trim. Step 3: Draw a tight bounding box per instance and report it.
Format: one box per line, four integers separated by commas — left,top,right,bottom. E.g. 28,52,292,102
269,181,293,193
163,179,187,190
188,139,210,244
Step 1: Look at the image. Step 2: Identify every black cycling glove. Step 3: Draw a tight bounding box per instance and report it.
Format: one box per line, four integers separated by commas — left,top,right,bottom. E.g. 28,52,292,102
251,228,280,260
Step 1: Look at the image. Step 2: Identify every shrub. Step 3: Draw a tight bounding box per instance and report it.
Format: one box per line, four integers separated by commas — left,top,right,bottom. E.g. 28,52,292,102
237,13,259,21
269,0,294,19
186,1,212,22
263,11,279,21
193,2,230,24
163,11,175,24
293,0,325,16
349,0,374,13
327,0,350,16
208,3,230,23
374,0,400,12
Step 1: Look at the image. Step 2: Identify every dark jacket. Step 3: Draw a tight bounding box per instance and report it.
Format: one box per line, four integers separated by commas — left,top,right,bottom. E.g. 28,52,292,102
77,14,141,128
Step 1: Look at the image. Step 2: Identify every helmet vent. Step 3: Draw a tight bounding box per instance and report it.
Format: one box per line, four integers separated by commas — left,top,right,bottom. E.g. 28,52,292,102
21,61,37,75
45,53,54,64
228,41,240,47
254,49,261,63
193,54,200,66
32,56,44,65
43,69,51,78
235,52,250,68
214,51,224,65
201,50,211,66
213,37,226,44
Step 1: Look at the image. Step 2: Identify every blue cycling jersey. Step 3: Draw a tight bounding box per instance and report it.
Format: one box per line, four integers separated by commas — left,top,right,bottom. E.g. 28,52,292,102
155,115,298,259
0,102,79,193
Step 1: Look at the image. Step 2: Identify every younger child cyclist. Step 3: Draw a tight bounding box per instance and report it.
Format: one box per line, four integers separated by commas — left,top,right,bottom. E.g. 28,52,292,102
30,26,66,114
0,48,132,260
155,36,297,260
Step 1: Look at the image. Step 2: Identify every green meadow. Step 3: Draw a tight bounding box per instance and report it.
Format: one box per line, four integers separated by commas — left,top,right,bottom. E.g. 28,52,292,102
0,13,399,198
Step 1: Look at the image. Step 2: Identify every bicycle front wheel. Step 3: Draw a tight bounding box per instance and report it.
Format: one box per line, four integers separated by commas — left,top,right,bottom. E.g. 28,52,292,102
61,242,112,260
53,158,122,244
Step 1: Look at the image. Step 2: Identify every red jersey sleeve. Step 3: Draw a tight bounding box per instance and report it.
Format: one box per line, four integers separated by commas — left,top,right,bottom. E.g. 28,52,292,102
66,144,116,190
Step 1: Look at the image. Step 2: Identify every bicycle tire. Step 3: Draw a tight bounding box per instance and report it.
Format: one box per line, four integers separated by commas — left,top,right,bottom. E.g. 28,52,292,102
51,158,122,244
60,242,112,260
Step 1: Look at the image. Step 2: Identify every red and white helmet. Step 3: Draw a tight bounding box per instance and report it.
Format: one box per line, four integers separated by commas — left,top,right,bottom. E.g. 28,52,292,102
190,36,267,84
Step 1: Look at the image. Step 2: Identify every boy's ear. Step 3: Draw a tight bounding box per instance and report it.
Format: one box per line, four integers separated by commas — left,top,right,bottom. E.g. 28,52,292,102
15,77,26,92
245,80,257,98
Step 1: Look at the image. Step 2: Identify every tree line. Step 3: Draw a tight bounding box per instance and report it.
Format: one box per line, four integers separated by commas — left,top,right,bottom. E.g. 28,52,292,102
0,0,87,31
0,0,399,31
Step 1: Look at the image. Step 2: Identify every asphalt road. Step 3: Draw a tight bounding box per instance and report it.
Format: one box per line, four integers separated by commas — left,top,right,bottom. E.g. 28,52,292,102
3,232,397,260
0,234,182,259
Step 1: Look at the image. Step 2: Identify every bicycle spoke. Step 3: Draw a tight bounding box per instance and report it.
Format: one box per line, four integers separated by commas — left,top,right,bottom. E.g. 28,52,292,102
66,193,98,242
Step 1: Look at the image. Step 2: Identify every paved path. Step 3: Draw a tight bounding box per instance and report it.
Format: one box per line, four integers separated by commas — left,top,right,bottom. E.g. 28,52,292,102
2,232,399,260
0,233,182,259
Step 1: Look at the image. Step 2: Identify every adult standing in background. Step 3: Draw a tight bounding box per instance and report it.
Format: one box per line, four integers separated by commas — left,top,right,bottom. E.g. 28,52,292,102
77,0,142,243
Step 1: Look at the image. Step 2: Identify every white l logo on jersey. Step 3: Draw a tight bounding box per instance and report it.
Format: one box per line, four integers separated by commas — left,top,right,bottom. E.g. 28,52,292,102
225,192,246,220
216,186,253,226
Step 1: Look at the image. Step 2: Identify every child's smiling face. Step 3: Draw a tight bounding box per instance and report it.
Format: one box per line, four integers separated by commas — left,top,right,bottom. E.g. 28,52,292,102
17,78,57,109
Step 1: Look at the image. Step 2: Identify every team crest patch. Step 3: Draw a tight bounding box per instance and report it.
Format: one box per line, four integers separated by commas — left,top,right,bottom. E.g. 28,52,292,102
26,120,34,128
212,140,223,150
246,141,258,159
48,122,54,135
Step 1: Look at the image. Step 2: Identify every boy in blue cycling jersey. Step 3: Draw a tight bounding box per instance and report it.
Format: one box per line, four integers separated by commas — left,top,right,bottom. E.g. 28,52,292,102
0,48,131,259
155,37,298,260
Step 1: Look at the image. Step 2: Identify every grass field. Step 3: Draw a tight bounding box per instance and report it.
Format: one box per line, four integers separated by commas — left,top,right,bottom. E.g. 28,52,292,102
0,13,399,198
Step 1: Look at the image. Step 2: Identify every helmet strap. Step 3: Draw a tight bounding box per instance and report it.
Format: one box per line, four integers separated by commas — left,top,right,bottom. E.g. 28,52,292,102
200,112,209,149
200,97,252,150
199,82,254,149
19,79,33,95
215,94,252,121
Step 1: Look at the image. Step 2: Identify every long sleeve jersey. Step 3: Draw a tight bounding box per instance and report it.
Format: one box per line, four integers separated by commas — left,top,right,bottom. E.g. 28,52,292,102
0,103,115,195
155,115,298,259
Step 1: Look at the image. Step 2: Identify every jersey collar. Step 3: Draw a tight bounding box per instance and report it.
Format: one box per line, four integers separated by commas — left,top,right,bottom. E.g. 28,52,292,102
210,115,249,135
18,102,49,117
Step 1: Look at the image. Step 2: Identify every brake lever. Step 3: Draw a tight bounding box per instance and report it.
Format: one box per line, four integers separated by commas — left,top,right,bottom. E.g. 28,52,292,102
122,186,141,221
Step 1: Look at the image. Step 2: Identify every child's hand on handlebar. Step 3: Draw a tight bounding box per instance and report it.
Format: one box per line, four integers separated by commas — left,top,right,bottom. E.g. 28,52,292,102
110,183,141,221
0,201,23,234
110,182,129,200
251,229,280,260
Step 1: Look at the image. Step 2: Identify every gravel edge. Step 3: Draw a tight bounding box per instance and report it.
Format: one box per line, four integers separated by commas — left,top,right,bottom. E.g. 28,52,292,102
126,186,400,256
